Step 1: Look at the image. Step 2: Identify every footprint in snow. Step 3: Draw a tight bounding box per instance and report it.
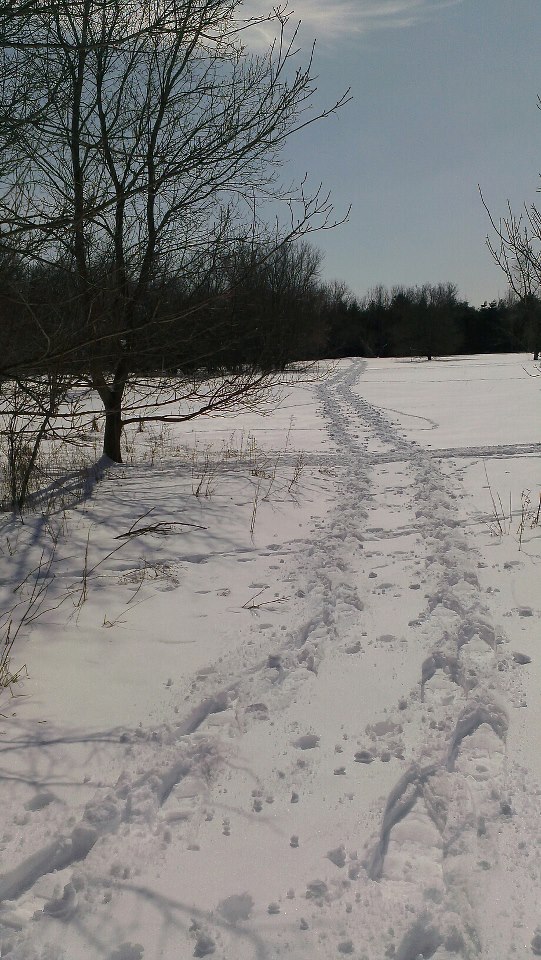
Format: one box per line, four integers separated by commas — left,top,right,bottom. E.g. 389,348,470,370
109,945,144,960
326,844,346,867
193,932,215,957
43,882,78,921
531,930,541,955
25,790,57,812
294,734,320,750
244,702,269,720
217,892,254,924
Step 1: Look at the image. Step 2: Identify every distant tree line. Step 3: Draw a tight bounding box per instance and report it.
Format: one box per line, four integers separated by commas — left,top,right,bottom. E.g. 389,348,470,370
2,252,540,379
321,282,541,361
0,241,328,376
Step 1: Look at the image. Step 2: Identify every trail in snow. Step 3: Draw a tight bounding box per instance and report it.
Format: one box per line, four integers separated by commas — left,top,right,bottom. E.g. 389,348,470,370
312,363,509,957
0,358,538,960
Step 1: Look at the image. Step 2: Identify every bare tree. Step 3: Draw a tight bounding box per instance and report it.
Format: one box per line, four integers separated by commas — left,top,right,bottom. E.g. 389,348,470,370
481,177,541,360
1,0,349,461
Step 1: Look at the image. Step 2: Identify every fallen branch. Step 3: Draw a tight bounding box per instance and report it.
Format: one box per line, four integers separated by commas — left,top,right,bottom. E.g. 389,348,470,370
242,589,291,610
114,520,207,539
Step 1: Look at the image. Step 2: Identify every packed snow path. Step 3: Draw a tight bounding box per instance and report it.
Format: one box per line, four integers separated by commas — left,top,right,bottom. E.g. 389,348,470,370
0,356,539,959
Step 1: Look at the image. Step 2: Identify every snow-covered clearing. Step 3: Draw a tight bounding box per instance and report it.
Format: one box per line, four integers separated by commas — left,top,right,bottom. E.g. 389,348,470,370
0,354,539,960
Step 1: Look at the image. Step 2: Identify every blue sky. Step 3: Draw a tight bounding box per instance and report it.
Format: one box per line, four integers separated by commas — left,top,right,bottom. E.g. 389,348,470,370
262,0,541,305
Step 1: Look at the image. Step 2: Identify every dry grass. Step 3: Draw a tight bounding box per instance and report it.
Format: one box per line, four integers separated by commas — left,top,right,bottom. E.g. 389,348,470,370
483,462,540,550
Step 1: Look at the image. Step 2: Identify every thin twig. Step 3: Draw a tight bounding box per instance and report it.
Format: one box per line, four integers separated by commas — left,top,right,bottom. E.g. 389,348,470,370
114,520,206,539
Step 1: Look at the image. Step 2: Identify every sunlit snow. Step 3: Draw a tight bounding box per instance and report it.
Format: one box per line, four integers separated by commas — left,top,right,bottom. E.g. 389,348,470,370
0,354,539,959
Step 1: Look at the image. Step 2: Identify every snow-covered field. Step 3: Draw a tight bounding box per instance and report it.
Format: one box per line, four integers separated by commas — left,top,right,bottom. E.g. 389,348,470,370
0,354,539,960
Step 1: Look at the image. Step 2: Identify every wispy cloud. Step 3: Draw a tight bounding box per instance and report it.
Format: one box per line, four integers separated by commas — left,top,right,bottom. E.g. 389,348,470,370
242,1,463,48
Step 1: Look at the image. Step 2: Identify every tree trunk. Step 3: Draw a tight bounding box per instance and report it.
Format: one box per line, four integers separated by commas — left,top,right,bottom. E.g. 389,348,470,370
93,363,127,463
103,404,123,462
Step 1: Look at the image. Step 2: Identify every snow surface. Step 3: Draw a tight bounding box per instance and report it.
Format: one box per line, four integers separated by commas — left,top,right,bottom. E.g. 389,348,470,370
0,353,540,960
